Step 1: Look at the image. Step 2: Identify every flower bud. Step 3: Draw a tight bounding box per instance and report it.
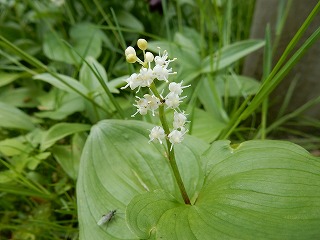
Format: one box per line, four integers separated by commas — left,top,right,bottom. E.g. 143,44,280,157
145,52,154,62
137,39,148,50
126,54,137,63
125,46,136,56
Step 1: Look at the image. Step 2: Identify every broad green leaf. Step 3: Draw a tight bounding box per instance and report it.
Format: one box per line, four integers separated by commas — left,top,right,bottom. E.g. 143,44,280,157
116,10,144,32
191,108,226,143
0,87,40,108
33,73,89,96
43,22,103,65
0,101,35,130
198,140,320,239
40,123,91,151
79,57,119,94
79,57,118,122
127,140,320,239
80,57,108,91
70,23,103,60
201,40,265,73
197,77,229,122
78,120,320,239
0,139,27,156
126,190,181,239
35,91,85,120
174,27,204,51
77,120,208,239
43,32,74,64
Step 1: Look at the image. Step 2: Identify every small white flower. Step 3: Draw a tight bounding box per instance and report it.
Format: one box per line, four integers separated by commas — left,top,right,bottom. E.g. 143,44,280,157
173,111,188,129
149,126,166,144
168,81,191,95
165,92,186,109
153,64,172,82
168,128,188,150
154,49,176,67
125,46,136,57
121,73,142,91
154,49,169,66
132,96,148,117
145,52,154,63
144,94,161,116
139,68,155,87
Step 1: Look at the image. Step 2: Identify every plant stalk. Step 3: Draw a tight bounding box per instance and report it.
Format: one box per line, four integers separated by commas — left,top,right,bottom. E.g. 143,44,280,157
150,83,191,205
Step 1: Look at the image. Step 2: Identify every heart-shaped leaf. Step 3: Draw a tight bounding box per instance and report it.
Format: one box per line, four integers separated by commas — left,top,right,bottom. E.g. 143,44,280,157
127,140,320,239
78,120,320,239
77,120,208,239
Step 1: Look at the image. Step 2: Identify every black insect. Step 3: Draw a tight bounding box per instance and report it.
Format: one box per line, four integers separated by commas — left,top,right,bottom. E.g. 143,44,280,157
97,210,116,226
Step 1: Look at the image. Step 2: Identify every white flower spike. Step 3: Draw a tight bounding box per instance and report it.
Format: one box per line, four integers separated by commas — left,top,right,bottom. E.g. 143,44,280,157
123,38,191,150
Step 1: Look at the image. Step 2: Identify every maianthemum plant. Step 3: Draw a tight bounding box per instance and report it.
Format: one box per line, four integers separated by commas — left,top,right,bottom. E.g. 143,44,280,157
77,39,320,239
0,1,319,239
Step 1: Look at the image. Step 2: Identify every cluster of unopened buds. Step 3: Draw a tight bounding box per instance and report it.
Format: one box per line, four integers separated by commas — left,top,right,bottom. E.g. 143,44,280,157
121,39,190,150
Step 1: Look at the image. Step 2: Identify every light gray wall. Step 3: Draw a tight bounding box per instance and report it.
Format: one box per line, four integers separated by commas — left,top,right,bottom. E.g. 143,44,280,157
243,0,320,119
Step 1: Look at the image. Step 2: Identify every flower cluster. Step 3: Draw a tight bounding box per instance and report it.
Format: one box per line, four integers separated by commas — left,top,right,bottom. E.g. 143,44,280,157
122,39,190,150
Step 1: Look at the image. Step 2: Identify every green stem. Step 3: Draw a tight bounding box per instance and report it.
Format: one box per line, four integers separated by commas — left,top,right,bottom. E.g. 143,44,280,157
150,83,191,205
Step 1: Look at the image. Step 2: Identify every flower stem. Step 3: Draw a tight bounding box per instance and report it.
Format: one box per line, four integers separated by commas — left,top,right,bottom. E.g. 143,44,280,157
149,83,191,205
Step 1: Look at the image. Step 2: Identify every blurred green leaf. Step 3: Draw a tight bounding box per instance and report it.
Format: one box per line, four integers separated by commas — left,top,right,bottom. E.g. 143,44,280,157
216,75,261,97
41,123,91,151
197,77,229,122
0,138,27,156
36,91,85,120
202,40,265,73
52,132,87,180
0,72,23,87
43,22,103,65
34,73,89,96
26,152,51,170
79,57,120,122
0,101,35,130
0,87,40,108
191,108,226,143
80,56,119,94
116,10,144,32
